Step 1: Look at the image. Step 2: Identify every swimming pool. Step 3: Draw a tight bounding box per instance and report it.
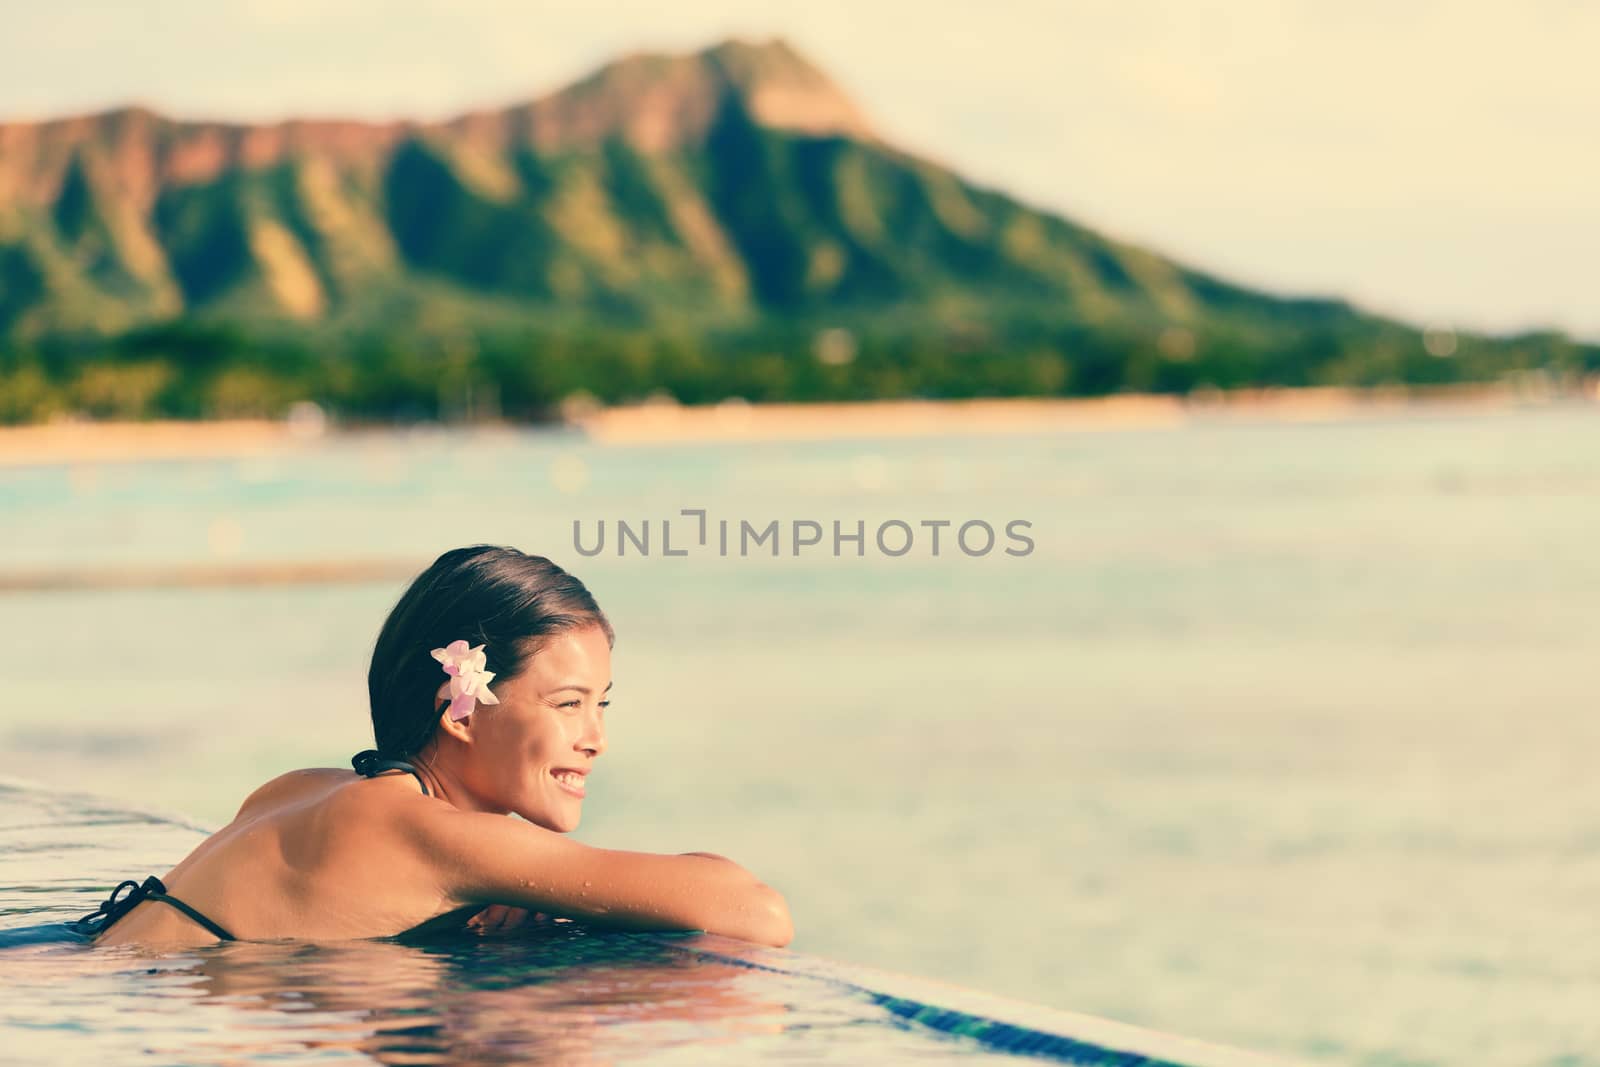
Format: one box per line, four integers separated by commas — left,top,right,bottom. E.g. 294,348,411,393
0,775,1295,1065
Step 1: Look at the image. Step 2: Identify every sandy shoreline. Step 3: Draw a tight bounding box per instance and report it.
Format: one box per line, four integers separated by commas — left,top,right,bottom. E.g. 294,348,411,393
0,382,1585,465
0,418,319,468
571,383,1527,444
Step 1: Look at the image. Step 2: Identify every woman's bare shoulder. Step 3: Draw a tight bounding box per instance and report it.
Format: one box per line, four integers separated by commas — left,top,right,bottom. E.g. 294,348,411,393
231,767,356,821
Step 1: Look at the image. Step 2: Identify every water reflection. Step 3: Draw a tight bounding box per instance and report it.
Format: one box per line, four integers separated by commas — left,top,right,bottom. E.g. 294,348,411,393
137,926,789,1064
3,920,1032,1064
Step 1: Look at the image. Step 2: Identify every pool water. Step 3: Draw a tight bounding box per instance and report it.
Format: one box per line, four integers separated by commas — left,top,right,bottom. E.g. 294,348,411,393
0,777,1288,1065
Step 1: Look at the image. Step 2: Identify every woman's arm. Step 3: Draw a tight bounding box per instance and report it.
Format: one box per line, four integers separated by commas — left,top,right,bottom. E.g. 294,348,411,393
398,805,793,947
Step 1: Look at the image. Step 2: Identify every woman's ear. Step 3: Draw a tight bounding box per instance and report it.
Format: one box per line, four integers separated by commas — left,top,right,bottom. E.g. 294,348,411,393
434,682,474,743
436,703,474,743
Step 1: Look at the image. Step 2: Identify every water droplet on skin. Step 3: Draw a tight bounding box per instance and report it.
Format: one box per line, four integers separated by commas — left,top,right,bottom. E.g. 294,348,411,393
583,881,592,888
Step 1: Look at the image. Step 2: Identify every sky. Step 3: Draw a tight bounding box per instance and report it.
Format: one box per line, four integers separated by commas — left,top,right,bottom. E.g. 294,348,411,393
3,0,1596,340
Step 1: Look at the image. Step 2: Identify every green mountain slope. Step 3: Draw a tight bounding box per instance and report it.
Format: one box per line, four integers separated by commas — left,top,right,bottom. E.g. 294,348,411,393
0,37,1591,420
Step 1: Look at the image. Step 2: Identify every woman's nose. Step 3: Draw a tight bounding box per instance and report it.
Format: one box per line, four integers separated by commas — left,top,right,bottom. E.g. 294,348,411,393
581,709,606,758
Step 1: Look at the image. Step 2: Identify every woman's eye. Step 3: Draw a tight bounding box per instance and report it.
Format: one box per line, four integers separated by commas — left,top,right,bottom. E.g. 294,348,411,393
558,699,609,710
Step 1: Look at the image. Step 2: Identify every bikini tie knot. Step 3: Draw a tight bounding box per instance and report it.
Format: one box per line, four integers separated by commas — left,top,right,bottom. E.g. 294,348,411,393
351,749,387,777
73,876,165,936
351,750,432,796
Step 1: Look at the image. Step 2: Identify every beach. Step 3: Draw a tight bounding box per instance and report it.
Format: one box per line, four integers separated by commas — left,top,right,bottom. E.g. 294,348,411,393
0,380,1575,465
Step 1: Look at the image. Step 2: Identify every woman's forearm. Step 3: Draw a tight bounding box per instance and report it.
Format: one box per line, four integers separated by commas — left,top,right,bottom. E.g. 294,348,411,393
676,853,792,946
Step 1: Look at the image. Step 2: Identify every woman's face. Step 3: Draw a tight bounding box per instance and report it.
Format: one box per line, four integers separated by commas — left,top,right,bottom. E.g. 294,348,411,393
454,625,611,832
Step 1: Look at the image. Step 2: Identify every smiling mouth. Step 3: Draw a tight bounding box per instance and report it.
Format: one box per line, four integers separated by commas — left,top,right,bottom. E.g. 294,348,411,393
551,770,586,797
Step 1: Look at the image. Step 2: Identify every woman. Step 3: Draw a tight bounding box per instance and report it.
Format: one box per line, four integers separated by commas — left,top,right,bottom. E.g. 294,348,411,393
74,545,793,949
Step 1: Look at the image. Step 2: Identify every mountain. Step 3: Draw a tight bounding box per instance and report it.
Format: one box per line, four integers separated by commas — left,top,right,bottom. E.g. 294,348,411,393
0,37,1591,420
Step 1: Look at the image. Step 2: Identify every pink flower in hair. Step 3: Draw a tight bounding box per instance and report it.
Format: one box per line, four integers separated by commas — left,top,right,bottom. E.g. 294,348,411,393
430,640,501,721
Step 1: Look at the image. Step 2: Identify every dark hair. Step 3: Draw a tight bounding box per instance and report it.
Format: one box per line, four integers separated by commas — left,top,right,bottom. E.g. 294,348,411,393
365,545,613,759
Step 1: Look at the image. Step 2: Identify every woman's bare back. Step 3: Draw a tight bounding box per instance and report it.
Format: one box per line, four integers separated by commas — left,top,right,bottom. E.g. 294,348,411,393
94,769,474,948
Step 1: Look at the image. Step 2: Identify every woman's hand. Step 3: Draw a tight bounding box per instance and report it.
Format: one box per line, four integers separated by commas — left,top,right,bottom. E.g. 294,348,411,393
465,904,541,935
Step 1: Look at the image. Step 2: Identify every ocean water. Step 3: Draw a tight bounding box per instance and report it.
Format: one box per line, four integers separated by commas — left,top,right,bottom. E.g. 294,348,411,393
2,401,1599,1067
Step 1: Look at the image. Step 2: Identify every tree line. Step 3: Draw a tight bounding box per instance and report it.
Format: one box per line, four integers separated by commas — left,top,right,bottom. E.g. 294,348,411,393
0,317,1594,424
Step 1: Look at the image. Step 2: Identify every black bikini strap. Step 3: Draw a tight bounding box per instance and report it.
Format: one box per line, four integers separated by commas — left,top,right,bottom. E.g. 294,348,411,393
71,876,236,942
71,877,143,937
352,749,431,796
143,877,237,941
